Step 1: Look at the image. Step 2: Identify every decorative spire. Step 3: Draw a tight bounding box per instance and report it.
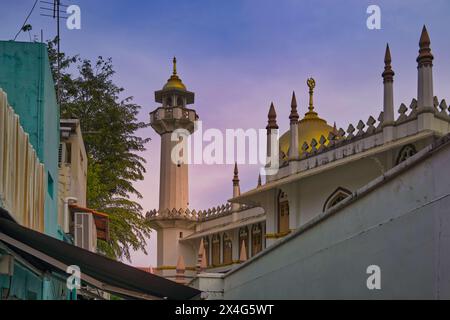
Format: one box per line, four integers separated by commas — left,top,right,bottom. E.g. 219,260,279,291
382,44,395,82
383,43,395,132
304,78,319,119
162,57,187,91
232,162,241,211
289,91,299,123
233,162,240,186
417,25,434,67
173,57,178,75
257,174,262,187
266,103,279,130
196,239,206,273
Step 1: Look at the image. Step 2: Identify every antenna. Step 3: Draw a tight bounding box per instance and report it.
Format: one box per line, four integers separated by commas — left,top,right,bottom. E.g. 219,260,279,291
39,0,70,104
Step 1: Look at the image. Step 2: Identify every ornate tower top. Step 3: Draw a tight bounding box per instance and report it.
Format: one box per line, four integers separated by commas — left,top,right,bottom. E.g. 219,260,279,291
289,91,300,124
417,25,434,67
267,103,279,130
382,44,395,82
155,57,195,105
150,58,198,136
233,162,240,186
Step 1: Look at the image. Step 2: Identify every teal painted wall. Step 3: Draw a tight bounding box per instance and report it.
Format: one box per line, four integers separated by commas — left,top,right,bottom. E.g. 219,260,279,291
0,263,43,300
0,251,70,300
0,41,60,239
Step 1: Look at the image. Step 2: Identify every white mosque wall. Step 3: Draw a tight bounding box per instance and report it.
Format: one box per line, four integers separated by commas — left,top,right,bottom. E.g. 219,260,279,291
223,139,450,299
294,135,435,226
156,224,197,278
262,134,435,245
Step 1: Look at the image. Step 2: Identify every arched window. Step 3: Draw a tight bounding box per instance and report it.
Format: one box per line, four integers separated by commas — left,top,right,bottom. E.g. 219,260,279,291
223,233,233,265
177,97,183,107
396,144,417,165
252,224,263,256
239,227,249,259
212,234,220,266
323,187,352,212
203,237,210,266
278,191,290,234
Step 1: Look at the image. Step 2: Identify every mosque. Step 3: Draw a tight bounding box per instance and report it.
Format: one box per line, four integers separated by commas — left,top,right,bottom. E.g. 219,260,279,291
146,26,450,299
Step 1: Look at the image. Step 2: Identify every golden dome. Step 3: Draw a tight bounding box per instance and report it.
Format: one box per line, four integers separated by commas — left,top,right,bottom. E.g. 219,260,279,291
163,75,187,90
280,78,336,159
163,57,187,91
279,117,335,158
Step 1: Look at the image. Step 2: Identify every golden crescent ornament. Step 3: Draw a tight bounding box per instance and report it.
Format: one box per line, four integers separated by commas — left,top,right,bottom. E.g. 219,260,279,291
307,78,316,91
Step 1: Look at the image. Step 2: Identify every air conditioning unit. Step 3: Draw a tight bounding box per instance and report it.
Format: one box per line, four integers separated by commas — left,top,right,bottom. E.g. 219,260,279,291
74,212,97,252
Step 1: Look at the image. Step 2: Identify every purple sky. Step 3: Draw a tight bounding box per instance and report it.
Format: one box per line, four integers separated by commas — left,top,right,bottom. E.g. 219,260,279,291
1,0,450,267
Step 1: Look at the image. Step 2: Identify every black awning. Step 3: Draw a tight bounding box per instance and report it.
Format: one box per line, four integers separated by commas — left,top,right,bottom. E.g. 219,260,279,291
0,208,200,300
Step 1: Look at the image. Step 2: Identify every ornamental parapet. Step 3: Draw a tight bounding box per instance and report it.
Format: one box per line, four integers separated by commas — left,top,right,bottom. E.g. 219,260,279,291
146,203,256,222
280,96,449,169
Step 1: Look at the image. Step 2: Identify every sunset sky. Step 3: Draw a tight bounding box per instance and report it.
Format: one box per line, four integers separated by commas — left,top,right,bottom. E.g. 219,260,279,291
1,0,450,267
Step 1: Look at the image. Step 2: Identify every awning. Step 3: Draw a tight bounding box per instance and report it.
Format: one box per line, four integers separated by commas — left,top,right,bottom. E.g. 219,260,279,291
69,204,109,241
0,208,201,300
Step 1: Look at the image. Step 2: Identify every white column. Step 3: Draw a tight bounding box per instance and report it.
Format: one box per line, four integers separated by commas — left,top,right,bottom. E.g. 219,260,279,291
417,26,435,132
159,133,189,210
382,44,395,143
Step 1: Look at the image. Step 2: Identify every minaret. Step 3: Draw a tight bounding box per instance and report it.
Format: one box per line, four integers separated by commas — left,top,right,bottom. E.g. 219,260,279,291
382,44,395,143
232,163,241,212
266,103,279,182
150,57,198,211
416,26,435,130
149,58,198,279
289,92,300,160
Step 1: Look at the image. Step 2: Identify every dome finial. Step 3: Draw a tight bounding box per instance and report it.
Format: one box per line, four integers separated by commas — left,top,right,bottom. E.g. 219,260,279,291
173,57,177,75
162,57,187,91
307,78,316,112
304,78,319,119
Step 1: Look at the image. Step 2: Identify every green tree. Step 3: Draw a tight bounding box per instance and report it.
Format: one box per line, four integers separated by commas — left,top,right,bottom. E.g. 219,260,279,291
48,39,152,261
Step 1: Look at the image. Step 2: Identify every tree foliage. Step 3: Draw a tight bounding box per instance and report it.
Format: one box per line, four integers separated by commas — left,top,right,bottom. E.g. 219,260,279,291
48,39,152,261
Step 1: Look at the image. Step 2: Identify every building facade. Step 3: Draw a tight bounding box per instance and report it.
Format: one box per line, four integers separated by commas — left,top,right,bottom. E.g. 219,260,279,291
0,41,60,239
0,41,67,300
148,26,450,299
